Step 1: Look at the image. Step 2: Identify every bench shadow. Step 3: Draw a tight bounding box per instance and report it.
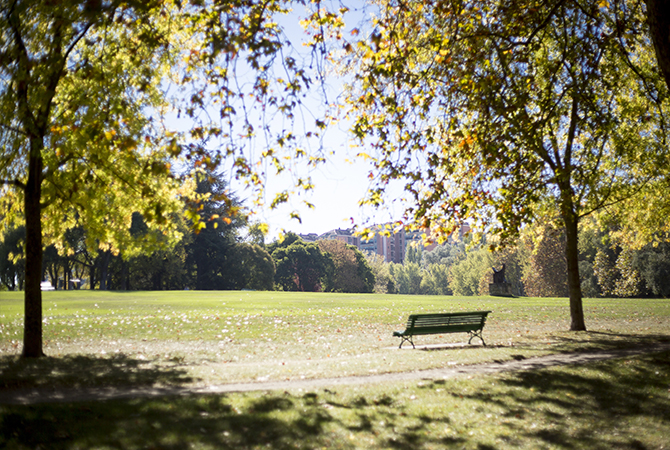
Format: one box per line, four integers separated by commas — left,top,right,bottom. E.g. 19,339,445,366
0,353,195,393
416,342,488,351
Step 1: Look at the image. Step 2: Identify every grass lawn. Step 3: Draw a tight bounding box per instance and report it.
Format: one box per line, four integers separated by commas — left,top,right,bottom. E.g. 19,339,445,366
1,291,669,448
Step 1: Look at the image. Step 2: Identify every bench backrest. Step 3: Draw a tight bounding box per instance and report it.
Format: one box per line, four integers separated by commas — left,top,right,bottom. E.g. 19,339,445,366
404,311,491,334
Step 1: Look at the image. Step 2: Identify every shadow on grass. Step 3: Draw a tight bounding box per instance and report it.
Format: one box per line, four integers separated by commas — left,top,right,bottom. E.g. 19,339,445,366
3,351,669,449
443,349,670,450
0,389,462,450
0,354,194,391
546,331,670,352
1,347,669,449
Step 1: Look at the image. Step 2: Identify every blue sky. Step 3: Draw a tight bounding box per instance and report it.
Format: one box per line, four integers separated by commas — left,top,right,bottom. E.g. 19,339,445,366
237,4,398,240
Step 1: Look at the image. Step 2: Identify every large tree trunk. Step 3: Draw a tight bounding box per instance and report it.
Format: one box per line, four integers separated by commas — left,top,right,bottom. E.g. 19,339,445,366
22,146,45,358
562,205,586,331
647,0,670,91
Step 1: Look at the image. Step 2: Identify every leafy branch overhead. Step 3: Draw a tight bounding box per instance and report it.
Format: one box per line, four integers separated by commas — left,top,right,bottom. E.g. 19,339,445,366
0,0,335,357
341,0,670,331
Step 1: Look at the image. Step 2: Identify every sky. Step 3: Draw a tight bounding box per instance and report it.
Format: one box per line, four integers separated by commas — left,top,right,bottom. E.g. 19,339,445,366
244,124,406,242
167,3,399,242
229,4,404,241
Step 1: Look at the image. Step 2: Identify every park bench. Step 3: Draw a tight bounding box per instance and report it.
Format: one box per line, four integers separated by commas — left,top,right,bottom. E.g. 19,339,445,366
393,311,492,349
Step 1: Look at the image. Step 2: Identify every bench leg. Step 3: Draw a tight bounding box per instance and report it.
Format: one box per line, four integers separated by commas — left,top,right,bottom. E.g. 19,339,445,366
398,335,415,349
468,330,486,346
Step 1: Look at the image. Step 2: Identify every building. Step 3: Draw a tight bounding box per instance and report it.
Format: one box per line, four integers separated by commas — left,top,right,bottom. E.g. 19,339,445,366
298,222,471,264
318,228,360,247
359,226,406,264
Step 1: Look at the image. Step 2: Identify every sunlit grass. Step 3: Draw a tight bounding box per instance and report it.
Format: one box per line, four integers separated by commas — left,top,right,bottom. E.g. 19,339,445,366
1,291,669,389
1,291,669,449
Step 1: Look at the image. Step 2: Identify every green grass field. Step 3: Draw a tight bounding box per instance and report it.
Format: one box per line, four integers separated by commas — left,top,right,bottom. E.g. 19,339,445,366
1,291,669,449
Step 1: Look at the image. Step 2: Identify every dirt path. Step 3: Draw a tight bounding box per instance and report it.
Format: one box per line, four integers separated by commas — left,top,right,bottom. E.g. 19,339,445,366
3,342,669,405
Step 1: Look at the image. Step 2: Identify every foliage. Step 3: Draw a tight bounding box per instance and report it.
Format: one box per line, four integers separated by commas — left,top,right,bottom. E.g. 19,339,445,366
318,239,374,293
245,222,268,248
0,226,24,290
391,261,423,295
120,219,191,291
419,263,451,296
185,170,245,290
594,237,670,298
424,242,465,268
634,241,670,297
521,222,569,298
0,0,338,356
227,243,275,291
404,243,423,265
343,0,670,330
271,234,333,292
448,247,493,296
0,0,193,356
366,252,395,294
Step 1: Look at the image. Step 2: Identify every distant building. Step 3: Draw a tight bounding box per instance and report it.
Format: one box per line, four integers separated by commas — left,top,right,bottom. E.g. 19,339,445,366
359,226,406,264
318,228,360,247
298,233,319,243
297,222,471,264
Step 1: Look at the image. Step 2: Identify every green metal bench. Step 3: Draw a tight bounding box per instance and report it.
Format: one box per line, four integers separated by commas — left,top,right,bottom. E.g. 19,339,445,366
393,311,492,348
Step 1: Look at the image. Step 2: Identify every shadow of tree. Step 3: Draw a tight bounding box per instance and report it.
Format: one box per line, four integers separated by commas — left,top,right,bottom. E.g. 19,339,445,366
0,354,194,391
1,348,669,449
453,349,670,449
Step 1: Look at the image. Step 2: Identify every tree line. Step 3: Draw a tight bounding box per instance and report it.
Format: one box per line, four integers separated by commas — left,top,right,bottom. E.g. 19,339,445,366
1,173,375,294
367,217,670,299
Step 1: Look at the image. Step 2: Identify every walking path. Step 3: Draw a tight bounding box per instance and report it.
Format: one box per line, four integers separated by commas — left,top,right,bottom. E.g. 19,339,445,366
2,343,670,405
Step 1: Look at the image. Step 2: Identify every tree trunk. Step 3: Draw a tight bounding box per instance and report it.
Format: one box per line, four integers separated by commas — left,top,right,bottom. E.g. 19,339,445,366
562,204,586,331
121,257,129,291
22,148,45,358
99,250,111,290
647,0,670,91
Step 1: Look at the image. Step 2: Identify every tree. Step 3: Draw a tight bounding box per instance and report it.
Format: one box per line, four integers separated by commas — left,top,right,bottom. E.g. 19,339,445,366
424,242,465,269
646,0,670,90
420,263,451,296
318,239,375,293
366,252,395,294
271,234,333,292
346,0,669,330
522,221,569,298
448,247,492,296
0,226,25,290
0,1,190,356
392,261,423,295
227,243,275,291
121,213,191,291
185,170,245,290
0,1,334,356
634,241,670,296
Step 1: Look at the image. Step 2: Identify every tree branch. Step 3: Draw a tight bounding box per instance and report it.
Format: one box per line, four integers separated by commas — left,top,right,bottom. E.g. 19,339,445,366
0,177,25,189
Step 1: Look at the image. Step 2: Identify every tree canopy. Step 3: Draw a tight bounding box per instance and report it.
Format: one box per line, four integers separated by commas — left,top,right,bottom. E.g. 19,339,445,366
0,0,335,357
344,0,670,330
271,234,333,292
